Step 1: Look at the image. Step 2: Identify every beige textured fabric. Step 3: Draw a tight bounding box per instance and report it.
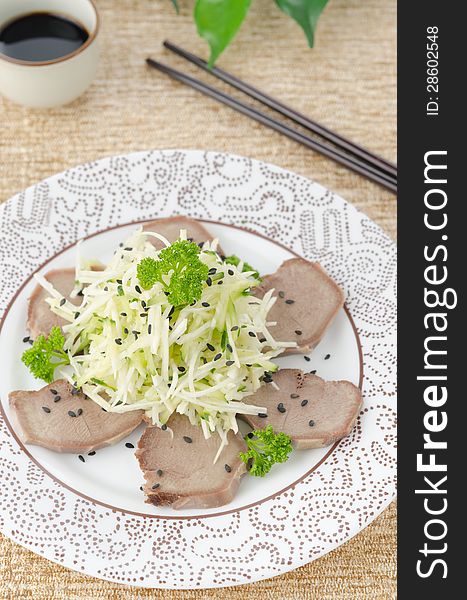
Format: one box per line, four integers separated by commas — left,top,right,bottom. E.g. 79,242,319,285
0,0,396,597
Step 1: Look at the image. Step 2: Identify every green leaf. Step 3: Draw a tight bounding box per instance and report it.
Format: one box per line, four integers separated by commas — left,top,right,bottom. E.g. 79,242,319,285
194,0,251,67
275,0,329,47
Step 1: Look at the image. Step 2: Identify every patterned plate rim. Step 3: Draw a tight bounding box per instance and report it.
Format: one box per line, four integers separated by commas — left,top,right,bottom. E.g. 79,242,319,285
0,150,397,588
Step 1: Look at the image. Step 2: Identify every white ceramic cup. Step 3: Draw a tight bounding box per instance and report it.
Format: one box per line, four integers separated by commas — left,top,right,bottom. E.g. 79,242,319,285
0,0,99,108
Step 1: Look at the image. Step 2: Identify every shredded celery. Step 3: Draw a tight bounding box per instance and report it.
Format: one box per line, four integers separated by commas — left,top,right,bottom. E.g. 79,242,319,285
34,227,296,447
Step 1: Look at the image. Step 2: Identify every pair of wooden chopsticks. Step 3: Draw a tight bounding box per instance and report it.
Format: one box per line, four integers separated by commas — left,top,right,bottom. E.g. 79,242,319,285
146,41,397,194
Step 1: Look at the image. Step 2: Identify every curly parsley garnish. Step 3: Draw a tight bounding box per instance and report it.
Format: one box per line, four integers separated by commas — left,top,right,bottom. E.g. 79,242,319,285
240,425,293,477
137,240,209,306
21,326,70,383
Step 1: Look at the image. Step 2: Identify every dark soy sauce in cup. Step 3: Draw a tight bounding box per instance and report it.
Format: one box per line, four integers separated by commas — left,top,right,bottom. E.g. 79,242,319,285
0,12,89,62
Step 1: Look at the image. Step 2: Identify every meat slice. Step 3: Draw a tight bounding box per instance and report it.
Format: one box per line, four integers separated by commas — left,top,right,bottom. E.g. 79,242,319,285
27,268,78,339
242,369,362,449
143,215,223,253
9,380,144,454
255,258,344,354
136,413,247,509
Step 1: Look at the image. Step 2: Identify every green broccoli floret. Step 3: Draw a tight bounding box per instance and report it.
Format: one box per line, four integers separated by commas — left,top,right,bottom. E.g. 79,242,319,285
21,326,70,383
239,425,293,477
224,255,261,281
137,240,209,306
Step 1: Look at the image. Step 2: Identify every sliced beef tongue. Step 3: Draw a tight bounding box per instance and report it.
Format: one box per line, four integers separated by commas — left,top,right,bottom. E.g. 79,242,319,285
9,380,143,454
255,258,344,354
136,413,247,509
143,215,223,254
243,369,362,449
27,268,79,340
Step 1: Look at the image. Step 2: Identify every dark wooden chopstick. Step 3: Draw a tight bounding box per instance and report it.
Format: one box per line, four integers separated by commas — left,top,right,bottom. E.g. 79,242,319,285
163,40,397,180
146,58,396,193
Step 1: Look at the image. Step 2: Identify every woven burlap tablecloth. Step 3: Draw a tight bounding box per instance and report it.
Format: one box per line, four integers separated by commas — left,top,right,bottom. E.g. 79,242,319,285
0,0,396,597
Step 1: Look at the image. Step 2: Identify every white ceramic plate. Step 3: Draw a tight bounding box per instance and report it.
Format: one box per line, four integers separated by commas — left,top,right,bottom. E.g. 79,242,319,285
0,150,396,588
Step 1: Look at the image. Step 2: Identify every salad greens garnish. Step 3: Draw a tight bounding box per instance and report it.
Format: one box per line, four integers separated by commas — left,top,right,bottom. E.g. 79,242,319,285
240,425,293,476
224,255,261,281
21,326,70,384
137,239,209,306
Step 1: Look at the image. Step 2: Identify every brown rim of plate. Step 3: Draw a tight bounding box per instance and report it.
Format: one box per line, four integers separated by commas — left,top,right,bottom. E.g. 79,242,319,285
0,0,100,67
0,217,364,521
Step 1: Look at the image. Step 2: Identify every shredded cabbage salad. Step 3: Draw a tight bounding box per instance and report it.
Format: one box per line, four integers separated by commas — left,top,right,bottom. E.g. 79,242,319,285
34,228,295,453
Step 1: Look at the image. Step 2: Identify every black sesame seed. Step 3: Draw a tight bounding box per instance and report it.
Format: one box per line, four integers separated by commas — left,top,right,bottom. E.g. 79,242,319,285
231,325,239,331
183,436,193,444
103,286,108,292
309,419,315,427
119,243,124,247
278,291,285,298
285,299,295,304
324,354,331,360
141,300,147,309
77,408,83,416
201,302,210,308
277,403,286,413
168,306,175,317
217,280,223,285
228,269,234,276
68,411,77,418
54,396,61,403
290,393,299,399
301,399,309,407
88,451,96,456
178,366,186,372
214,353,222,361
226,360,235,366
78,455,85,463
59,298,66,306
259,337,266,343
148,324,152,334
258,413,268,418
246,364,252,367
42,406,51,414
295,330,302,336
152,483,160,490
115,338,122,345
117,279,123,284
28,339,34,345
140,313,148,318
206,277,212,286
77,289,84,297
248,331,256,338
157,469,163,476
224,464,232,473
135,285,142,294
22,336,30,343
310,369,317,375
247,432,254,439
74,312,80,319
161,424,167,431
206,343,215,351
124,328,129,334
208,268,217,275
124,247,133,251
304,356,311,362
226,343,233,353
120,312,127,317
140,486,143,491
125,442,135,449
50,389,57,395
